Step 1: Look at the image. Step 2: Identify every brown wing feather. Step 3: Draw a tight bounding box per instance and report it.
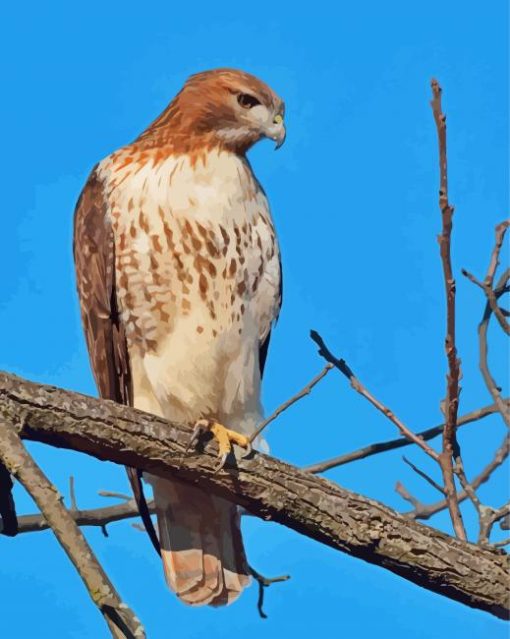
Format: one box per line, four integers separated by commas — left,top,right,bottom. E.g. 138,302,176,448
259,254,283,377
73,168,160,554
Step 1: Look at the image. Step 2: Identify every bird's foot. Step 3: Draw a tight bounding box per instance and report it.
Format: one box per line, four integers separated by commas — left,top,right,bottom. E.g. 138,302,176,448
188,419,252,471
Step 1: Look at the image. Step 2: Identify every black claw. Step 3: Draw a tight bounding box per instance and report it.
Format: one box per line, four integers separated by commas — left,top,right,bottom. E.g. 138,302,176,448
186,422,207,453
214,453,228,473
240,441,253,459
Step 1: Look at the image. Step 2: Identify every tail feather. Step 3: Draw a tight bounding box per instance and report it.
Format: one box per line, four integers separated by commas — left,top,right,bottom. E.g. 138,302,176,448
210,506,250,606
152,477,250,607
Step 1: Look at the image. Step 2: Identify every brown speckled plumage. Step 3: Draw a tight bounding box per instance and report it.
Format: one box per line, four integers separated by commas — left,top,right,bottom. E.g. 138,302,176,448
74,68,284,608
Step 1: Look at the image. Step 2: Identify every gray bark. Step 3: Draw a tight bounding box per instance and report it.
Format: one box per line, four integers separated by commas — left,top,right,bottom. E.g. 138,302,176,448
0,371,508,620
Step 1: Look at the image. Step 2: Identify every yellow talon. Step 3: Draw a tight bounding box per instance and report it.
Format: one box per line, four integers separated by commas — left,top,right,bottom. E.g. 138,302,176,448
209,422,250,455
190,419,251,470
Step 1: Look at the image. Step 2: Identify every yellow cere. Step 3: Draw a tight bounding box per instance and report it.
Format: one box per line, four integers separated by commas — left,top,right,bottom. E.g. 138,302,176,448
273,114,283,125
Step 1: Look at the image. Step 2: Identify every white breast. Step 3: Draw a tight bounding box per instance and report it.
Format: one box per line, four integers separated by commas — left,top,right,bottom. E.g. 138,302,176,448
99,148,281,436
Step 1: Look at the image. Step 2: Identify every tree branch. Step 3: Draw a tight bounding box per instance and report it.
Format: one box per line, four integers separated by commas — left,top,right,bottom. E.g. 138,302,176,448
403,432,510,524
430,78,466,541
304,401,505,474
249,364,333,443
0,371,508,620
0,417,145,639
0,461,18,536
15,497,154,534
309,331,440,460
474,271,510,427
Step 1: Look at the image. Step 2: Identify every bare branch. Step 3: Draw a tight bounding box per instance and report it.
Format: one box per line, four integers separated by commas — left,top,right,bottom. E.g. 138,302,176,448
69,475,78,512
0,462,18,536
463,220,510,335
475,271,510,427
405,433,510,525
16,498,154,534
305,401,505,474
395,481,421,509
453,457,483,517
98,490,133,502
500,514,510,531
402,456,445,495
310,330,440,460
248,566,290,619
479,502,510,546
0,417,145,639
249,364,333,443
0,371,508,619
485,221,510,287
430,78,466,541
494,538,510,548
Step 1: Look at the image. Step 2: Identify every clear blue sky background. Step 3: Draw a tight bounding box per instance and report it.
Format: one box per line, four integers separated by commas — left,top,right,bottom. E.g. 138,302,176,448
0,1,508,637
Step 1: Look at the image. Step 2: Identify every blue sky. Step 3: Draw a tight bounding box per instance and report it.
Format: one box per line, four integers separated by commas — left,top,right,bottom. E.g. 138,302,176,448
0,1,508,637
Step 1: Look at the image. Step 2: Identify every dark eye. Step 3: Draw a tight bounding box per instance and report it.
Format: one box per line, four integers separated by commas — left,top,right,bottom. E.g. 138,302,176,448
237,93,261,109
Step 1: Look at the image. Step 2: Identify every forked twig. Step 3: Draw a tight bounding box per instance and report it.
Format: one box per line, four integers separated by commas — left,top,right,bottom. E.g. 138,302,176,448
401,433,509,524
463,220,510,334
248,565,290,619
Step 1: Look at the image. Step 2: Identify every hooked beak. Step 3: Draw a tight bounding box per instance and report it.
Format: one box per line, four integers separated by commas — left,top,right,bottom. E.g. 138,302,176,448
269,114,286,150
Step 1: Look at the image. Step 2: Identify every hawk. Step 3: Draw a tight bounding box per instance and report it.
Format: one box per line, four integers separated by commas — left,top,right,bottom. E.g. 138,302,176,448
73,69,284,607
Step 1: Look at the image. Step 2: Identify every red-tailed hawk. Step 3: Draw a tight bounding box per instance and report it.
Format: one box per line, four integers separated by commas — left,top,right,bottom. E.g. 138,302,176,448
73,69,284,606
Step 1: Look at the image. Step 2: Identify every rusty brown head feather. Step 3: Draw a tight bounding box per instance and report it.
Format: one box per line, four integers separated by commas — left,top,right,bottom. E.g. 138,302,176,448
136,68,286,155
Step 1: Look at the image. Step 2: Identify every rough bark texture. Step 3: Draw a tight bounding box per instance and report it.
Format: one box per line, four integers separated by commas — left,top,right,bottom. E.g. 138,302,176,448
0,416,145,639
0,371,508,620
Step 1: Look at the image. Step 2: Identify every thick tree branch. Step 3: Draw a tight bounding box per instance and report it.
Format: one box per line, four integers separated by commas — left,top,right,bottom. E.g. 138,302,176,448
0,371,508,620
0,417,145,639
16,402,507,534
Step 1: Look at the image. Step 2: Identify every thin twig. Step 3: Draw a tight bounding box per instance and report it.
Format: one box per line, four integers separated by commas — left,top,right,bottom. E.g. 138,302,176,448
430,78,466,541
69,475,78,511
403,433,509,522
453,458,483,516
249,364,333,443
474,271,510,427
0,418,145,639
479,502,510,545
463,220,510,334
310,330,439,460
493,538,510,548
305,401,505,474
485,221,510,287
248,565,290,619
402,456,445,495
395,481,421,509
484,221,510,333
98,490,133,501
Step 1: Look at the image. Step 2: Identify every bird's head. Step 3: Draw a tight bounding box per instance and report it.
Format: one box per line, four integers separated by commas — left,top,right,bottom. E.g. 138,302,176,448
140,68,286,154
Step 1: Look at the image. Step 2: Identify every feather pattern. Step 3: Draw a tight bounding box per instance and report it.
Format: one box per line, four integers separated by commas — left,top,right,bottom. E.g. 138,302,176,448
73,68,284,607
